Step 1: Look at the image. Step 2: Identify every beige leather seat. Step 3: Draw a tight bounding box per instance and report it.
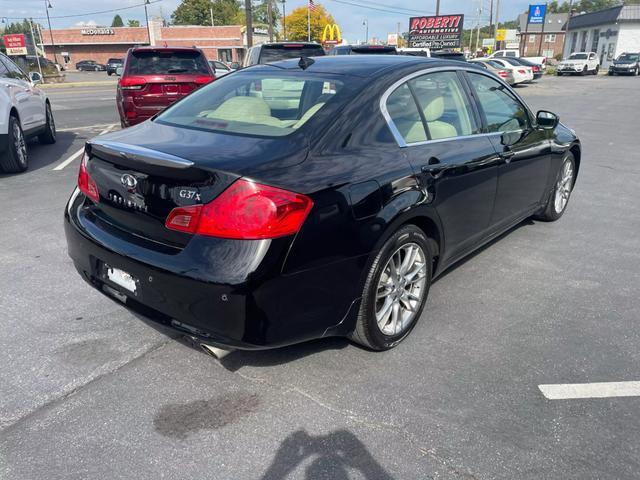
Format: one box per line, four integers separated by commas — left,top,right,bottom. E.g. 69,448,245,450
202,96,286,128
422,96,457,139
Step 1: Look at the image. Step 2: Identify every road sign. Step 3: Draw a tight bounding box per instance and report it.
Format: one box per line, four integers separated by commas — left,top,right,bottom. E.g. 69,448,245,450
528,4,547,24
2,34,28,56
496,29,506,41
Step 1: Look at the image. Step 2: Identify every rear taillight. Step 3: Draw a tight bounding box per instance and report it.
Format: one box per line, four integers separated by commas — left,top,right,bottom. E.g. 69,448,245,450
119,76,147,90
518,69,526,74
165,179,313,239
194,75,215,85
77,152,99,202
533,66,540,72
498,70,509,78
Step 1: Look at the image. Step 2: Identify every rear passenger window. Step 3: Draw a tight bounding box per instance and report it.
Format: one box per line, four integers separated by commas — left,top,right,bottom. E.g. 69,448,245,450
409,71,477,140
385,84,427,144
466,72,529,133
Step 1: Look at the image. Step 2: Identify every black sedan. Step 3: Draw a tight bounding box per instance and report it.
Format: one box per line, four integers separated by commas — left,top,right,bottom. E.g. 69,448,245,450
608,52,640,76
75,60,106,71
65,56,580,353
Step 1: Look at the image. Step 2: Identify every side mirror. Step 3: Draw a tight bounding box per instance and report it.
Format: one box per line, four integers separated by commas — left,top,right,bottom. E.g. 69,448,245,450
116,67,123,76
229,62,240,69
29,71,43,84
536,110,559,129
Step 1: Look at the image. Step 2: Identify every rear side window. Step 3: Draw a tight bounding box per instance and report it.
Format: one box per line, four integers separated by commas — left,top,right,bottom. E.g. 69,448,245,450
466,72,529,133
505,51,516,57
156,71,345,137
127,50,209,75
385,84,427,144
259,45,325,63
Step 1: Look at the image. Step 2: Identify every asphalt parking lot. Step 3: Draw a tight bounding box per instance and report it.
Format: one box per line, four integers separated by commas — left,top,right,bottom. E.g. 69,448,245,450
1,74,639,479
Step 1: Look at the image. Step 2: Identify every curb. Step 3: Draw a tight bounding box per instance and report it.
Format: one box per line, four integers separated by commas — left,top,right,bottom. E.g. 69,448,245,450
40,81,117,89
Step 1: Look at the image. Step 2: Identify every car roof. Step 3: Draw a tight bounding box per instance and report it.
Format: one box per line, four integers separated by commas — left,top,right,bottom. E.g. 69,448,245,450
260,42,323,47
261,55,450,77
130,45,203,52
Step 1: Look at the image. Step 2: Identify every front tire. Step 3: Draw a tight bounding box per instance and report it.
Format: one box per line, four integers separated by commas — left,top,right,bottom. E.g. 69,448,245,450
0,115,28,173
581,66,587,76
38,102,56,144
556,71,563,76
534,153,576,222
351,225,432,350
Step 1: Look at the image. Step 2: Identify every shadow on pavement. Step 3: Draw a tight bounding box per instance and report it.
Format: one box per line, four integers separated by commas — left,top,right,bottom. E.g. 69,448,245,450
260,430,396,480
0,131,78,177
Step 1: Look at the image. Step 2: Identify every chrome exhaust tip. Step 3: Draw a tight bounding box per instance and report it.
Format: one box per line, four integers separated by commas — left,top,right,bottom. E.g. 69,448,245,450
200,343,234,360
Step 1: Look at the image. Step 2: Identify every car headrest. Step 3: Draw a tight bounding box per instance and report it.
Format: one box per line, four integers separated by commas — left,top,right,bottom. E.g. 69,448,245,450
215,96,271,118
423,96,444,122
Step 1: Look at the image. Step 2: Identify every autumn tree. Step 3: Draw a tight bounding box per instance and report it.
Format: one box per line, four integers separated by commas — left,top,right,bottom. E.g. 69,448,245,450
111,15,124,27
283,4,335,42
171,0,242,26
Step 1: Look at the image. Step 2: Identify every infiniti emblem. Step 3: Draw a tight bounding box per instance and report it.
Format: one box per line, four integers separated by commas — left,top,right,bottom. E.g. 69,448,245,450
120,173,137,191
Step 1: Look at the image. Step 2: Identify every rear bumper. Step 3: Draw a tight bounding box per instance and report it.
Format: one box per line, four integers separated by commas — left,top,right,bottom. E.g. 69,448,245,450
64,189,362,349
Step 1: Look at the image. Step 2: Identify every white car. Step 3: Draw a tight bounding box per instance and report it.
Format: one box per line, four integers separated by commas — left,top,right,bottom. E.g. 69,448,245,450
485,58,534,84
208,60,232,77
490,49,547,70
0,53,56,173
557,52,600,76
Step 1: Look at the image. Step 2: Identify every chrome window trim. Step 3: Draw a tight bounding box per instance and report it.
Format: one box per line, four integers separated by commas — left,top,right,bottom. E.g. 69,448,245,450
379,65,533,148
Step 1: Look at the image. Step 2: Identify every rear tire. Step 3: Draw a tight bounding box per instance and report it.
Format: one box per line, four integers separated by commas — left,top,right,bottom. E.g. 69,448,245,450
350,225,432,351
593,66,599,75
38,102,56,144
534,152,576,222
0,115,28,173
556,71,563,76
581,66,587,76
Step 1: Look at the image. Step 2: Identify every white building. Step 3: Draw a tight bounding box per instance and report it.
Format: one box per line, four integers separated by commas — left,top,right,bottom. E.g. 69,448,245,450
563,5,640,68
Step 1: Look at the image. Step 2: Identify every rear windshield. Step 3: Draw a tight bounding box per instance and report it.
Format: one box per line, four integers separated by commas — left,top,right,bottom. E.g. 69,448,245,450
351,47,397,55
259,45,325,63
108,58,123,64
569,53,588,60
156,69,350,137
127,50,209,75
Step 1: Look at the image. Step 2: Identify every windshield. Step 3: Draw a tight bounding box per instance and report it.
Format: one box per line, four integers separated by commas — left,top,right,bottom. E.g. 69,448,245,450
156,68,351,137
569,53,588,60
617,54,639,62
128,50,209,75
259,45,325,63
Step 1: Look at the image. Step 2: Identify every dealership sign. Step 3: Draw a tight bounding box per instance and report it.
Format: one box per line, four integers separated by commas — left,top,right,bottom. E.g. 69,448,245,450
408,15,464,50
2,34,28,56
81,28,115,35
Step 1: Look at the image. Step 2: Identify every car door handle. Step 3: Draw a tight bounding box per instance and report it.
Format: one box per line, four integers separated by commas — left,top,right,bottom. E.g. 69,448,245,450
499,150,515,163
421,163,448,179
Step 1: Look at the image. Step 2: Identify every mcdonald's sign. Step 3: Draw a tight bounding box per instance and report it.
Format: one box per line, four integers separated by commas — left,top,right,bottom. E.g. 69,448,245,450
322,24,342,45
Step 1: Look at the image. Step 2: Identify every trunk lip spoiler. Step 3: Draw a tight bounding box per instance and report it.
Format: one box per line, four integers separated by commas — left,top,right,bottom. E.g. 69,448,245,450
88,139,194,170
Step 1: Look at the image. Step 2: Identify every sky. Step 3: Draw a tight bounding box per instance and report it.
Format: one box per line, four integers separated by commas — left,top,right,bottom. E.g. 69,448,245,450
1,0,529,42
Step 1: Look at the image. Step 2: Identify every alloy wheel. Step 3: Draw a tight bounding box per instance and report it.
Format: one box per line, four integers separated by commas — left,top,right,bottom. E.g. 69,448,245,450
375,243,427,336
554,159,574,214
12,121,27,168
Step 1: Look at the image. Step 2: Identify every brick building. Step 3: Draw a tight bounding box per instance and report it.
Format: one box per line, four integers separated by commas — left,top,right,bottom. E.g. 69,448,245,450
517,13,569,58
41,23,269,69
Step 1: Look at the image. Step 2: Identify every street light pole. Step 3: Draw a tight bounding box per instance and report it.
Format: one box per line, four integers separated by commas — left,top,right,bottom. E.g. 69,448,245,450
44,1,59,65
282,0,286,40
144,0,151,45
363,18,368,44
436,0,440,16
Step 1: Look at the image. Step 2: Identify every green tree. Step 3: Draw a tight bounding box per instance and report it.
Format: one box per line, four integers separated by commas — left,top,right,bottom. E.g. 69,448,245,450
282,4,335,42
171,0,242,26
111,14,124,27
127,19,141,27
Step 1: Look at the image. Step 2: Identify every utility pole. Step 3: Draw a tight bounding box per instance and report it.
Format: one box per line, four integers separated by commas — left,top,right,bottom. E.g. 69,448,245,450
435,0,440,16
144,0,151,45
245,0,253,48
282,0,286,40
210,7,214,26
537,2,548,56
561,0,574,58
44,1,58,65
489,0,494,39
29,19,43,81
494,0,501,50
267,0,273,42
396,21,400,47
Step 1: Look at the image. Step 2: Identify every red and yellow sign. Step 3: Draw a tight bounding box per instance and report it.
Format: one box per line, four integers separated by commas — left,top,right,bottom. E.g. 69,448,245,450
2,34,28,56
322,24,341,45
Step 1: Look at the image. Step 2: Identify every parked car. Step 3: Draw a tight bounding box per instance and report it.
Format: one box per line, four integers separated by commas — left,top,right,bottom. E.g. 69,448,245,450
430,50,466,62
476,58,533,84
608,52,640,76
75,60,107,71
0,53,56,173
244,42,325,66
106,58,123,76
501,57,543,80
116,45,215,128
557,52,599,76
490,49,547,70
328,45,397,55
208,60,232,77
468,58,516,85
65,56,580,353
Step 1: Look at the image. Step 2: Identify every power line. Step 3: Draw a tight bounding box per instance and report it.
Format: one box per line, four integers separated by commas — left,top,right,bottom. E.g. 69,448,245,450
328,0,431,16
2,0,162,21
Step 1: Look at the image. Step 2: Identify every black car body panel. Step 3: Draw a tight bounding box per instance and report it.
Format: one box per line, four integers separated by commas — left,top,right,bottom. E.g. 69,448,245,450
609,53,640,75
65,56,580,350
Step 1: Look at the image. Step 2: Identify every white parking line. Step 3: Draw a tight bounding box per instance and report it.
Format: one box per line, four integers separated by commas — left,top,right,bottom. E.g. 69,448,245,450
57,123,117,133
539,381,640,400
52,125,115,171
